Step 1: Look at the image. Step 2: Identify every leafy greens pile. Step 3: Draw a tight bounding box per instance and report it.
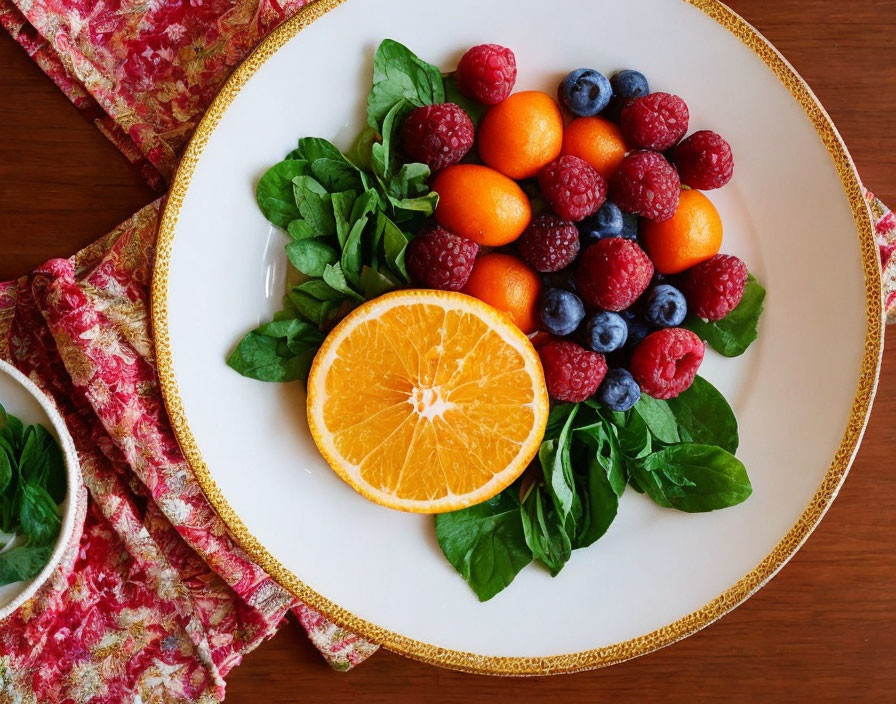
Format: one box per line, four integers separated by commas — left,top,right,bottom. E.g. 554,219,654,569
436,375,753,601
227,39,476,383
0,401,66,586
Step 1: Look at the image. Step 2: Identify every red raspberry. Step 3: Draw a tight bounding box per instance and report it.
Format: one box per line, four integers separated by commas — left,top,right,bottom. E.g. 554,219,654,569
538,341,607,403
456,44,517,105
620,93,690,151
401,104,474,172
630,328,705,400
405,225,479,291
518,213,581,273
672,130,735,190
537,155,607,222
574,238,653,312
610,151,681,222
682,254,749,321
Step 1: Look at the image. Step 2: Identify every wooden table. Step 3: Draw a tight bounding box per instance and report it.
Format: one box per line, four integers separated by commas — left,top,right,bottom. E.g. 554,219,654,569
1,1,894,700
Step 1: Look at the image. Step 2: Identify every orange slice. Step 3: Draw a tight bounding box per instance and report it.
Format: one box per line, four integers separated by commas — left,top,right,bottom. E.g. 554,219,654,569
306,290,549,514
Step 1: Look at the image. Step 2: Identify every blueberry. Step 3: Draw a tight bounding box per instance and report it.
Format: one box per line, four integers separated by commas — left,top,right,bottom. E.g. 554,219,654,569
620,213,639,241
620,310,651,349
610,70,650,101
579,202,624,241
558,69,612,117
540,289,586,336
597,369,642,412
644,284,687,328
585,311,628,353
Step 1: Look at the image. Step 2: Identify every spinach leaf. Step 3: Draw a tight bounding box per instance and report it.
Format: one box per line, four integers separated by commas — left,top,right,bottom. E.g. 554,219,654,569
226,319,324,382
312,158,364,194
614,410,652,460
632,395,680,444
435,490,532,602
371,100,410,182
293,279,345,302
390,162,431,199
367,39,445,131
378,214,412,282
684,275,766,358
19,425,65,504
286,220,316,241
443,75,488,126
292,176,337,236
285,239,339,277
667,376,739,454
0,450,11,495
572,449,619,549
575,421,625,497
256,160,308,228
521,486,571,576
630,445,753,513
297,137,343,162
360,266,398,298
18,482,60,547
340,216,369,288
544,404,578,441
0,545,52,584
540,404,579,522
322,264,363,301
287,289,343,327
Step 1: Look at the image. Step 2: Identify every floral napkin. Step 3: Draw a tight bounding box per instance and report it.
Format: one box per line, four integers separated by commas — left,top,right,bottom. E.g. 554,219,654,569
0,0,893,701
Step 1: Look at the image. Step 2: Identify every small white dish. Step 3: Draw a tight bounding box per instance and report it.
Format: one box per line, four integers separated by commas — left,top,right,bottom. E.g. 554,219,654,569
0,359,82,620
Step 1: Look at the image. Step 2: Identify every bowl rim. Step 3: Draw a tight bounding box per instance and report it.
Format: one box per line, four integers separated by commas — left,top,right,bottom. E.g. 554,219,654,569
0,359,83,621
150,0,885,675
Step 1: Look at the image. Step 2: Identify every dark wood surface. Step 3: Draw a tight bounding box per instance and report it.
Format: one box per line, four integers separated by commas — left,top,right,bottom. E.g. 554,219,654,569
1,1,894,700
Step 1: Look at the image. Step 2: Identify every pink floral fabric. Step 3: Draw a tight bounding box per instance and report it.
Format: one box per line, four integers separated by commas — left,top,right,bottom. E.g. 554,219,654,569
0,202,377,702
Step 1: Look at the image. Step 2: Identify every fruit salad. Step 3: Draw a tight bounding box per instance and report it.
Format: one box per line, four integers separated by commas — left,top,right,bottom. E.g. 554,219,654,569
229,40,766,601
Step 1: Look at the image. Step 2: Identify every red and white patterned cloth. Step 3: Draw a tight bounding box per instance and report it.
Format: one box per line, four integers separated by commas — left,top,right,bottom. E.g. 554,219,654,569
0,0,893,701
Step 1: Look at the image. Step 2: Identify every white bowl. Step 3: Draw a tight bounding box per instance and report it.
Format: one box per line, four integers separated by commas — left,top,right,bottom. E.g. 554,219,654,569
0,359,82,620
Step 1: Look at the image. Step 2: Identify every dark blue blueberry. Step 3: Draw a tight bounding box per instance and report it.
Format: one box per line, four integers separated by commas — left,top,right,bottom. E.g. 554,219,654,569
597,369,642,412
620,213,639,241
610,70,650,101
558,69,612,117
579,202,624,241
585,311,628,354
620,310,651,349
540,289,586,336
644,284,687,328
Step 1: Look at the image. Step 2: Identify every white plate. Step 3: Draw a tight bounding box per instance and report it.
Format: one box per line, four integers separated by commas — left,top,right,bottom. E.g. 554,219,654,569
152,0,883,674
0,359,82,620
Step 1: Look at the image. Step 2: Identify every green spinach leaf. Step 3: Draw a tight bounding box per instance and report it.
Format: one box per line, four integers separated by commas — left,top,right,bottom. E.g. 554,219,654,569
540,404,579,522
632,395,680,444
521,486,571,576
630,445,753,513
667,376,739,454
684,275,766,358
367,39,445,131
0,545,53,584
435,490,532,602
292,176,337,236
285,239,339,277
226,319,324,382
256,160,308,228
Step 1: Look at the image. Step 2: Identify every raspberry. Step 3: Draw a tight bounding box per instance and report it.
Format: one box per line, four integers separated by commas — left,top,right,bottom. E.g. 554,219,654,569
630,328,705,400
456,44,517,105
537,155,607,222
620,93,689,151
574,238,653,311
672,130,735,190
518,213,581,273
401,104,474,172
610,151,681,222
538,341,607,403
405,225,479,291
682,254,748,321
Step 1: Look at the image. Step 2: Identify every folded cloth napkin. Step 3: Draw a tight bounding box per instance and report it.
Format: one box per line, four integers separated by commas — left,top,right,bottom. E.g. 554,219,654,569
0,0,893,701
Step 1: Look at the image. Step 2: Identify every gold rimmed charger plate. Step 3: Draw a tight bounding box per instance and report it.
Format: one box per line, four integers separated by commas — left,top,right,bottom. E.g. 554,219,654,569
152,0,883,675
